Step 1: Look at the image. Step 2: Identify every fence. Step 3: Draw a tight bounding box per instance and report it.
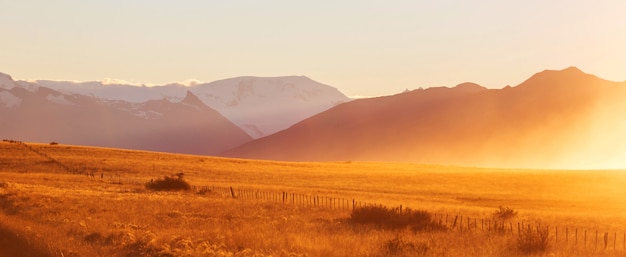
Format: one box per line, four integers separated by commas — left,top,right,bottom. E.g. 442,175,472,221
429,213,626,250
191,185,382,211
193,184,626,252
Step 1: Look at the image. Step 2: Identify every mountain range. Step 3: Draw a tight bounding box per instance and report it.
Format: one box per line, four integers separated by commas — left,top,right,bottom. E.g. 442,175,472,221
3,67,625,169
0,73,348,154
221,67,626,169
22,76,350,138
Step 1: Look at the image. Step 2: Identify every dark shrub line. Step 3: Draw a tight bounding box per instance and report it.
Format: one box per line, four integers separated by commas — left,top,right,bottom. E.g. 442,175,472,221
145,173,191,191
348,205,446,231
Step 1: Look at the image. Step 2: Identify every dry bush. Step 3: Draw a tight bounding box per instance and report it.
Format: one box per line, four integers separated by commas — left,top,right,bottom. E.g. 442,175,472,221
349,206,445,231
145,173,190,191
516,226,550,254
493,206,517,220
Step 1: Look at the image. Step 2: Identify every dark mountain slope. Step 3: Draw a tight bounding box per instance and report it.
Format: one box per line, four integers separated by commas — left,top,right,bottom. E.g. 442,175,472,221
222,67,626,169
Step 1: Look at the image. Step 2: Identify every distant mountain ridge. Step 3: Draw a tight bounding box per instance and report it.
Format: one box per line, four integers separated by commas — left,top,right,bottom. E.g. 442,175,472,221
221,67,626,169
22,76,351,138
0,73,252,155
6,67,625,169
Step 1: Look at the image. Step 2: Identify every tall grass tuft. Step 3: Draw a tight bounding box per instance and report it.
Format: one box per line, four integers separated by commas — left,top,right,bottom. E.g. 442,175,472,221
382,236,429,256
516,226,550,254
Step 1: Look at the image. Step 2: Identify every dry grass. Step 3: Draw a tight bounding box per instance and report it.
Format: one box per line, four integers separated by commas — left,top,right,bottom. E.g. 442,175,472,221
2,141,626,256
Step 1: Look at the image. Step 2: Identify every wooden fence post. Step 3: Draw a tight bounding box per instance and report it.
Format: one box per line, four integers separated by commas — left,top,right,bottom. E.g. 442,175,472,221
452,215,458,229
230,187,235,198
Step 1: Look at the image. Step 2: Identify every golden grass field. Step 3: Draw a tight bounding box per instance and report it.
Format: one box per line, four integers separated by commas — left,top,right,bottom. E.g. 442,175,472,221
1,141,626,256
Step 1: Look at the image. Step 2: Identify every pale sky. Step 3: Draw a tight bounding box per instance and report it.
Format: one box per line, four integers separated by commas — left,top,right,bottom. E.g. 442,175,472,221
1,0,625,97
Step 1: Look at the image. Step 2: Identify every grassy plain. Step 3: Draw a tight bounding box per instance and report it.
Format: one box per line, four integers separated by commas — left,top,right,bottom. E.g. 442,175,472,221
1,141,626,256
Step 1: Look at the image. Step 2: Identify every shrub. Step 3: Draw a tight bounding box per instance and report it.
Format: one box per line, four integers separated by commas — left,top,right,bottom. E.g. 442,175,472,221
49,142,59,145
493,206,517,220
516,226,550,254
349,205,444,231
145,173,191,191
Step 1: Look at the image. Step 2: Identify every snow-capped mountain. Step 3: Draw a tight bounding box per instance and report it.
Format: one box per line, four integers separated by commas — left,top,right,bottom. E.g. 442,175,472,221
25,79,188,103
21,76,351,138
191,76,350,138
0,72,18,90
0,73,24,107
0,75,252,155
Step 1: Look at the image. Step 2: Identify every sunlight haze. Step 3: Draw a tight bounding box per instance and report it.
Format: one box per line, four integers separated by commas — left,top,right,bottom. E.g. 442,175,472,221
1,1,625,97
4,2,626,255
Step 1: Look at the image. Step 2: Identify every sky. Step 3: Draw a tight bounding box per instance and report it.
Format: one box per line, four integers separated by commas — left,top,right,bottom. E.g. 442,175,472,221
1,0,625,97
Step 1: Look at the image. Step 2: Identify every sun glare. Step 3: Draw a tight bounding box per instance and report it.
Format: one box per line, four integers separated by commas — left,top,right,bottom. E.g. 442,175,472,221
581,91,626,170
